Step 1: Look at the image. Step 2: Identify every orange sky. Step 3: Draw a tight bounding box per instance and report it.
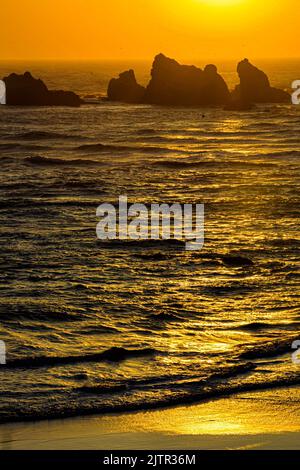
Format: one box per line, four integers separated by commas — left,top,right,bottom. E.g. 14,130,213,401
1,0,299,60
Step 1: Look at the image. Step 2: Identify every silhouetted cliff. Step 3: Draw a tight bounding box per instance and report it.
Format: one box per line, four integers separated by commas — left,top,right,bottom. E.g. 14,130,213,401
106,54,291,108
232,59,290,104
144,54,230,106
3,72,81,107
107,70,146,103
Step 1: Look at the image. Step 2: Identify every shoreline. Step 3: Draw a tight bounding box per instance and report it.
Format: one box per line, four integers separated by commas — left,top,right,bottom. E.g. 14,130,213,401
0,385,299,450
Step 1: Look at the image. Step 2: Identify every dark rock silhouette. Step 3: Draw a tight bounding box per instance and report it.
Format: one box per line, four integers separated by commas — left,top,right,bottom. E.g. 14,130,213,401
233,59,290,104
144,54,230,106
106,55,291,108
107,70,146,103
3,72,81,107
221,255,254,267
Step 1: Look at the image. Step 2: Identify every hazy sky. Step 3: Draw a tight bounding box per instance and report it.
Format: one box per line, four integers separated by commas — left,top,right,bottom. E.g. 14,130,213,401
2,0,299,60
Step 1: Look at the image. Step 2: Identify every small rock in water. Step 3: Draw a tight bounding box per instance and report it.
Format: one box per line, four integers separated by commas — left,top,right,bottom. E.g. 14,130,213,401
134,252,170,261
221,255,254,267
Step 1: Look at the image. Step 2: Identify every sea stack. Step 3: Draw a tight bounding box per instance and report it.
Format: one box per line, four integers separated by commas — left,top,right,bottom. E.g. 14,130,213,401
144,54,230,106
106,55,291,108
233,59,290,103
3,72,82,107
107,70,146,103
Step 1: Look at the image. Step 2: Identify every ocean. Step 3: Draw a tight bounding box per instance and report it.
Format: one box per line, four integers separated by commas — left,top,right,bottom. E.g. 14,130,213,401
0,59,299,423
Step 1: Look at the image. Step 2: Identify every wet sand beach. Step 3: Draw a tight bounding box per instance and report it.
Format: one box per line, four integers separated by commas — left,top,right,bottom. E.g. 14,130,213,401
1,386,299,450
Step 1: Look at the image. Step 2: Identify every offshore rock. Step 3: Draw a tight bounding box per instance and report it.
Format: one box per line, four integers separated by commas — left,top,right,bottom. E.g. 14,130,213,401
233,59,290,103
3,72,81,107
107,70,146,103
143,54,230,106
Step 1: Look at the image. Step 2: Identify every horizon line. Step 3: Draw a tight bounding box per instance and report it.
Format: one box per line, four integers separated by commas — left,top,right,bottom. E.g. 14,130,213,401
1,56,300,63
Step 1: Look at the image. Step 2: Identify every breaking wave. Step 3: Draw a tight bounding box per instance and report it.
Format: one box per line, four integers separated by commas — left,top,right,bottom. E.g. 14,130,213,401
24,155,103,166
5,347,158,369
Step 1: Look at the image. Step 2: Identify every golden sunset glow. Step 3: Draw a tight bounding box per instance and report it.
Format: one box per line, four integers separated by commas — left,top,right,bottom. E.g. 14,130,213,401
0,0,299,60
197,0,242,5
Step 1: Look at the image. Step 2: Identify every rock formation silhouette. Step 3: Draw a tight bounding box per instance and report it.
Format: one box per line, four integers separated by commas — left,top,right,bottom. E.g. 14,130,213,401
107,70,146,103
3,58,291,108
144,54,230,106
106,54,291,108
232,59,290,104
3,72,81,107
